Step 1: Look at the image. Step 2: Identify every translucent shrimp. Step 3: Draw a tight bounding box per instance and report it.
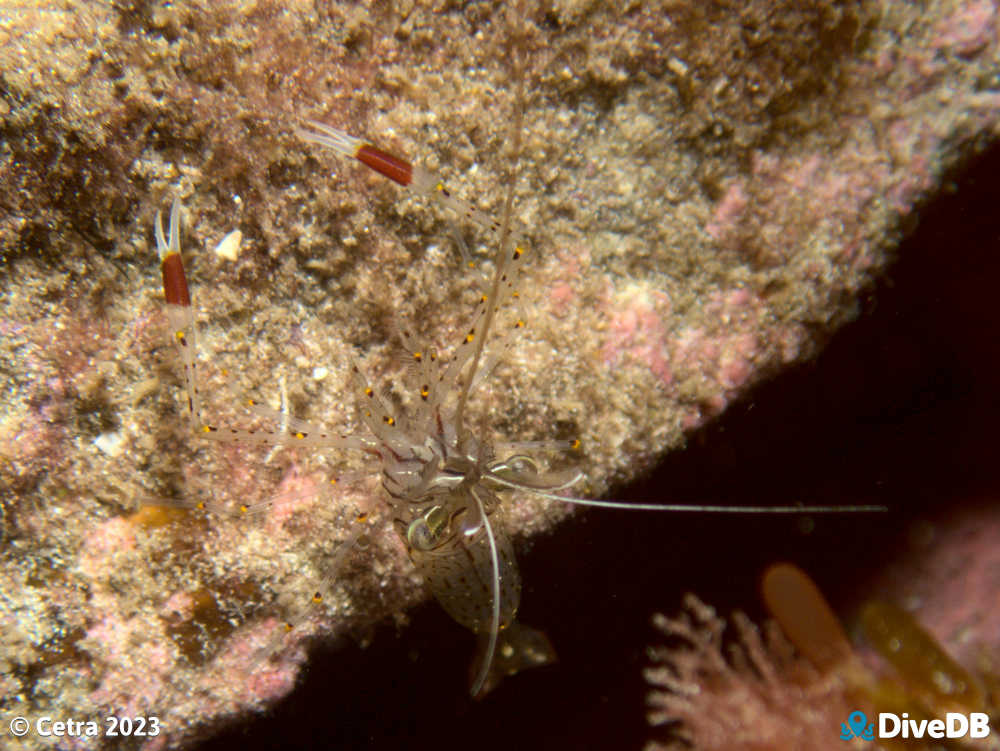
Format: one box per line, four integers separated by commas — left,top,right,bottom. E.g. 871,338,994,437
295,114,887,696
152,106,886,698
151,190,553,693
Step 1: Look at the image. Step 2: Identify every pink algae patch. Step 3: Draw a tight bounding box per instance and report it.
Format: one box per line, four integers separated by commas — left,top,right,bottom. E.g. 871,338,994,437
705,182,748,241
708,143,890,264
717,335,757,390
90,517,136,554
601,292,673,387
549,282,575,315
87,614,170,716
547,246,584,316
76,517,136,578
680,406,705,432
672,327,753,397
671,288,770,404
212,618,305,705
721,287,752,309
161,591,196,619
934,0,996,56
246,659,299,704
264,464,323,531
776,324,808,364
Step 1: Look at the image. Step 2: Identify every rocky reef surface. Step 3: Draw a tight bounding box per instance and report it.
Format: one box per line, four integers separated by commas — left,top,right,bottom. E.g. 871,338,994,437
2,1,999,748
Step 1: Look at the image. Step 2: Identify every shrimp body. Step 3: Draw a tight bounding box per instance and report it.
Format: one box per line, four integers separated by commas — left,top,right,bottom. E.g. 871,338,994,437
152,189,554,694
401,486,521,634
291,118,887,695
151,104,886,699
342,262,560,691
350,357,522,634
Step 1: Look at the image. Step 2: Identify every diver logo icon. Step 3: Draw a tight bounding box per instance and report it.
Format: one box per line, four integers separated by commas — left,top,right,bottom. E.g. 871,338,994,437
841,710,875,741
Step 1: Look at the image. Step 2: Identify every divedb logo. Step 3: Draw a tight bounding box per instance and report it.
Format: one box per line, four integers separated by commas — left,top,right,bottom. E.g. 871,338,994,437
841,710,991,741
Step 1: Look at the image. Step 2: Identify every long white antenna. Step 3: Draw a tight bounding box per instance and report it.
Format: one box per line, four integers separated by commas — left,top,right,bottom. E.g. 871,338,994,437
487,476,887,513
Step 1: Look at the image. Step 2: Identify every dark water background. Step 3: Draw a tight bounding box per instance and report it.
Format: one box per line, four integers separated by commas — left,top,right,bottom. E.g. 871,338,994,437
192,141,1000,751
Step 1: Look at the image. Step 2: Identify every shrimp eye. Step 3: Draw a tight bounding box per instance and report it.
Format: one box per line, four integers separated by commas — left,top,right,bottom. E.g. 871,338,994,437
406,505,450,551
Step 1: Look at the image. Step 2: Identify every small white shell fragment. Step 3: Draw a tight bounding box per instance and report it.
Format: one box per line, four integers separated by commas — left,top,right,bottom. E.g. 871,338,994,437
667,56,689,77
214,229,243,261
93,431,125,457
312,366,329,381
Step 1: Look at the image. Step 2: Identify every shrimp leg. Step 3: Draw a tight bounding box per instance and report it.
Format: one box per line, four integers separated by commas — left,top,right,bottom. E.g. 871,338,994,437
154,198,362,452
296,121,510,246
